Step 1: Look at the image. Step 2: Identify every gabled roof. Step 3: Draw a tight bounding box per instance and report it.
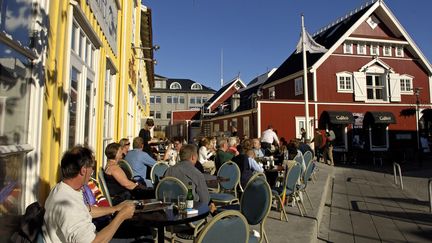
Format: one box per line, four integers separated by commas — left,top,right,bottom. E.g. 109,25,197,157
151,78,215,93
264,0,432,87
205,77,246,110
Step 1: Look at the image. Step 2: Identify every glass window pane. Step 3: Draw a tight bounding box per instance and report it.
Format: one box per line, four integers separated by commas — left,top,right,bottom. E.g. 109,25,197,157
0,0,33,47
68,67,79,149
366,76,373,86
367,89,373,99
84,78,92,146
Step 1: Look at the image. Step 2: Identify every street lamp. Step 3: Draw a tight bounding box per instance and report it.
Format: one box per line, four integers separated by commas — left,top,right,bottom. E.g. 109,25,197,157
414,87,423,150
136,57,157,65
132,44,160,51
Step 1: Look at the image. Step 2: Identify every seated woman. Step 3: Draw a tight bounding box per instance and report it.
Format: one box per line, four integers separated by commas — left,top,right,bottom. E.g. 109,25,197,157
104,142,154,205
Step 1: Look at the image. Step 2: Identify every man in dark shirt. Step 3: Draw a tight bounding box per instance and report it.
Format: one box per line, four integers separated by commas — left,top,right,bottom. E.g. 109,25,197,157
214,138,234,172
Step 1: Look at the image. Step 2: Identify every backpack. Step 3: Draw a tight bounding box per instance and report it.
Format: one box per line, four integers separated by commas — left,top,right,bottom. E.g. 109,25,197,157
9,202,45,243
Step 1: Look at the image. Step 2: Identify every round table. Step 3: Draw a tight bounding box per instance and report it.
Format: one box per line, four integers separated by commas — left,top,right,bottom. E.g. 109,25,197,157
127,201,209,243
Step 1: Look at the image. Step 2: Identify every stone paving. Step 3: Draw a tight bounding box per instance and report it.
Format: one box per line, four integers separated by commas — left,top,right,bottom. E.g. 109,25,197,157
318,165,432,243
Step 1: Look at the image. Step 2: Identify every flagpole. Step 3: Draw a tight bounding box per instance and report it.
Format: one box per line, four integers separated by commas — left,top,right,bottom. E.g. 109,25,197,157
301,14,310,140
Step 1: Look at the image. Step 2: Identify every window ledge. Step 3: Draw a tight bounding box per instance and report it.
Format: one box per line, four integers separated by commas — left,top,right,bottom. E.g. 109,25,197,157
0,144,34,156
337,90,354,93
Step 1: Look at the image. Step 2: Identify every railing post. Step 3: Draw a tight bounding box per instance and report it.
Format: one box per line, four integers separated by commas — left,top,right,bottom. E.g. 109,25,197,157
428,178,432,213
393,162,403,190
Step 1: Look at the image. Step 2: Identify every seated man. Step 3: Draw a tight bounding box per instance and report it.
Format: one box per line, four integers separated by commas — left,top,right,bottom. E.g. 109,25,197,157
42,145,135,243
165,144,210,204
214,138,234,172
124,137,157,187
252,138,265,158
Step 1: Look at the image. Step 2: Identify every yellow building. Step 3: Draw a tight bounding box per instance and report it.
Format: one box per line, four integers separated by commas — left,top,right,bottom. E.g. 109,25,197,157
40,0,155,202
0,0,155,219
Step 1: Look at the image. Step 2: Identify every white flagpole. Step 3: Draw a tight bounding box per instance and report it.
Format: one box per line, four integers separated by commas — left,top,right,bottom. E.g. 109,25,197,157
301,14,310,140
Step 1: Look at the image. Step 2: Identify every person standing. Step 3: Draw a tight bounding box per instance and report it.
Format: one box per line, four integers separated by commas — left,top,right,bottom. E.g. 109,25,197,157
312,129,324,162
124,137,157,186
138,118,154,155
300,128,307,142
325,130,336,166
42,145,135,243
260,125,279,155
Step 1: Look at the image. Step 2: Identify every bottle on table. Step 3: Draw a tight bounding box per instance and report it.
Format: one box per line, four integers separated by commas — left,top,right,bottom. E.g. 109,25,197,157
186,182,194,209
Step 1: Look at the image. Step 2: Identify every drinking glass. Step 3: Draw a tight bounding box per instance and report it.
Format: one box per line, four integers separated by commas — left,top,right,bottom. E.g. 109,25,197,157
163,191,172,203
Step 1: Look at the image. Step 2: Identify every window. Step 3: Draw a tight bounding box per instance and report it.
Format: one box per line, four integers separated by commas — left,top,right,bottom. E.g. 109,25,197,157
166,112,171,119
173,96,178,103
202,97,208,103
400,75,413,93
131,1,137,44
366,75,385,100
170,82,182,90
366,16,380,29
167,96,172,103
196,97,202,104
370,45,379,56
179,96,185,104
190,97,196,104
357,43,366,55
295,77,303,96
395,46,404,57
343,42,353,54
269,87,275,100
150,96,155,103
383,46,392,56
155,96,161,103
191,83,202,90
103,68,115,163
243,117,250,138
336,72,353,92
155,111,161,119
150,111,155,117
154,81,163,89
127,87,134,139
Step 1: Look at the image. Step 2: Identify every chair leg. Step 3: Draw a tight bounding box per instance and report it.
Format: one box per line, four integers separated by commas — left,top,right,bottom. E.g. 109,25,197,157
304,190,314,209
294,192,305,217
275,195,288,222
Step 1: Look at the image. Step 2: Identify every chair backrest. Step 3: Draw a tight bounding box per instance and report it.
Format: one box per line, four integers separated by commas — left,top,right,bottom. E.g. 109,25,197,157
303,151,313,168
118,159,133,179
240,176,272,226
245,172,267,188
155,177,187,201
302,161,315,187
196,210,249,243
98,168,113,206
217,161,240,192
285,162,302,193
150,162,169,184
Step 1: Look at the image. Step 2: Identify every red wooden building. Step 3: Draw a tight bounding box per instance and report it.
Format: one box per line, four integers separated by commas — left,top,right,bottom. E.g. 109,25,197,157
202,0,432,162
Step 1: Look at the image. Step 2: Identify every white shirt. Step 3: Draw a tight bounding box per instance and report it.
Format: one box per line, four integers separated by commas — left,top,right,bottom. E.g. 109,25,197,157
261,129,279,145
198,146,213,164
42,182,96,243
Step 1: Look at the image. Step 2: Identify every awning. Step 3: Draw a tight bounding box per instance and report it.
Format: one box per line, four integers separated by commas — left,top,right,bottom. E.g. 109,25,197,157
322,111,354,124
364,111,396,124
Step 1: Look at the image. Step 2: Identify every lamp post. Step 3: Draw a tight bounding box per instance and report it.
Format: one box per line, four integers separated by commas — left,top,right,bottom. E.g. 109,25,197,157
414,87,422,150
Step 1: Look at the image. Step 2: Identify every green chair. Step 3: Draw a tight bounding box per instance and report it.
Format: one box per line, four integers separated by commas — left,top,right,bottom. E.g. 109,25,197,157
195,210,249,243
97,167,113,206
118,159,133,179
150,162,169,185
210,161,241,205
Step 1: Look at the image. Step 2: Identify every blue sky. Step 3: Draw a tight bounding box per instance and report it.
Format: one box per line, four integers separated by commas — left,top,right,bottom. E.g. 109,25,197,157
145,0,432,90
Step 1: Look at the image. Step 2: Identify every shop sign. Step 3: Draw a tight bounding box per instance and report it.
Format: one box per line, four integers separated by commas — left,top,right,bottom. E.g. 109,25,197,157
88,0,119,55
336,115,350,121
353,112,364,129
378,116,392,122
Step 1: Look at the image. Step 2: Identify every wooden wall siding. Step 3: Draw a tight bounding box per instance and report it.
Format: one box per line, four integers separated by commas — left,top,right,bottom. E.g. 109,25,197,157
351,14,399,39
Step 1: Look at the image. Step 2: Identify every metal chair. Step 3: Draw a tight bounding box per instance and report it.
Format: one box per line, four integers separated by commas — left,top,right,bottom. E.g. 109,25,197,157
97,167,113,206
155,176,187,201
297,161,315,209
118,159,133,179
210,161,240,205
241,175,272,243
195,210,249,243
271,162,305,220
150,162,169,185
303,151,313,169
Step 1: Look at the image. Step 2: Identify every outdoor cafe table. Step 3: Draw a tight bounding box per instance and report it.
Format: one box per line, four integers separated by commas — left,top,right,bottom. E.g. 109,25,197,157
126,200,209,243
264,165,284,188
203,174,230,188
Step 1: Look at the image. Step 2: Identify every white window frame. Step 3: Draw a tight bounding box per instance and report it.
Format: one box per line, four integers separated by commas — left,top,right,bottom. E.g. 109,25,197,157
395,46,404,57
167,96,172,103
370,44,379,56
243,117,250,138
66,20,98,150
357,43,366,55
399,74,413,94
343,42,353,54
150,96,155,103
191,83,202,90
103,68,115,164
155,96,161,103
295,117,313,140
383,45,392,57
294,77,303,96
170,82,182,90
269,87,275,100
336,72,353,93
366,74,386,101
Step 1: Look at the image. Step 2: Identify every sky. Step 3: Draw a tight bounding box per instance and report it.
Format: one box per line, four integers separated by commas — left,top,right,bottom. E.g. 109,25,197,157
144,0,432,91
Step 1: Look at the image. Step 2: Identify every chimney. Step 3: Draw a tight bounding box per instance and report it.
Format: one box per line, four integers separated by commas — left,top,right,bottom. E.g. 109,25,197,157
231,94,240,112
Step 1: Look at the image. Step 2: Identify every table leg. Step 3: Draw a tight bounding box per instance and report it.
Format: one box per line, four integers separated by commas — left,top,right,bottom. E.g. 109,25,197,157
157,226,164,243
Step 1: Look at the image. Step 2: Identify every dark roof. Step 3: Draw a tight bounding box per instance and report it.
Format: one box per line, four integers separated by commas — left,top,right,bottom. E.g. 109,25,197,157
264,4,373,86
235,85,260,112
151,78,215,93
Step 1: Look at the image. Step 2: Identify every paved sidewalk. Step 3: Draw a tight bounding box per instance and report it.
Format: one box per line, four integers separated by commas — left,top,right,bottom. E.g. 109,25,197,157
318,166,432,243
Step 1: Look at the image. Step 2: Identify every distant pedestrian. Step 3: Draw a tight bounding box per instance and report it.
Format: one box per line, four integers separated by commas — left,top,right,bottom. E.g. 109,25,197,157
300,128,306,142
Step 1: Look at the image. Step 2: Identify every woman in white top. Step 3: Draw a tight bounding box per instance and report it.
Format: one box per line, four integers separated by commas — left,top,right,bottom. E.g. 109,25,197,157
198,137,216,174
